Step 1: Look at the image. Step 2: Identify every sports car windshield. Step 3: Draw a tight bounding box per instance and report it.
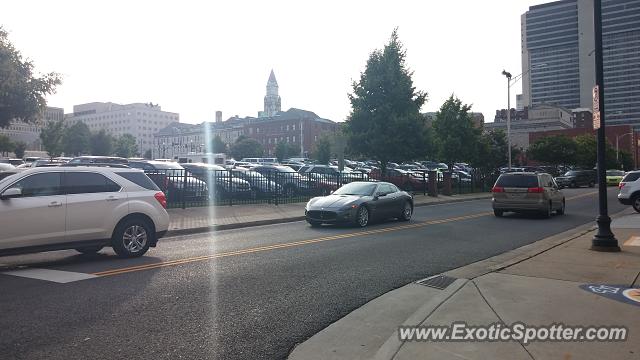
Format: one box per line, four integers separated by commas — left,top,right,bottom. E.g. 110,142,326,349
333,182,377,196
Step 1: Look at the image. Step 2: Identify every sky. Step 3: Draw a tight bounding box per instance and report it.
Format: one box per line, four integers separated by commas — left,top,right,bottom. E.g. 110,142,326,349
2,0,551,124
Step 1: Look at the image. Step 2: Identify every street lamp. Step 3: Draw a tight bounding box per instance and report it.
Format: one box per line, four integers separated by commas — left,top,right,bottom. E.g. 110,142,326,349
501,63,547,170
591,0,619,252
616,132,633,166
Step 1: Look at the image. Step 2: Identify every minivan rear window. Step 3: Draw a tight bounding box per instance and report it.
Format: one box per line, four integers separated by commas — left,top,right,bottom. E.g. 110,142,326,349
115,172,160,190
496,174,539,188
621,172,640,183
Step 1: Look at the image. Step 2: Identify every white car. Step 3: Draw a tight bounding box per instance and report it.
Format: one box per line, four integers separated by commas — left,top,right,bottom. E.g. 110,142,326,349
618,170,640,213
0,166,170,258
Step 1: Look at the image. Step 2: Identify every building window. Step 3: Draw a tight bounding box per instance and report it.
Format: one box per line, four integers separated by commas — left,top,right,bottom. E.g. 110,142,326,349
293,135,296,142
292,124,296,131
286,125,289,131
286,136,290,143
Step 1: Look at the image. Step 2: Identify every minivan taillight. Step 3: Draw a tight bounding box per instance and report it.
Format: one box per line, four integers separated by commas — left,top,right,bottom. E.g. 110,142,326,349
528,187,544,193
154,192,167,209
491,186,504,193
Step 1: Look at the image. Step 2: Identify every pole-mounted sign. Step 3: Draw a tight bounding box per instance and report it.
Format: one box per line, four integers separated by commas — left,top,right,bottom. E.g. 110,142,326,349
593,85,601,130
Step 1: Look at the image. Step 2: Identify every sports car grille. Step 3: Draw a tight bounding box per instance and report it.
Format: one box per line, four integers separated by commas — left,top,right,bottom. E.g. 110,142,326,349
306,210,337,221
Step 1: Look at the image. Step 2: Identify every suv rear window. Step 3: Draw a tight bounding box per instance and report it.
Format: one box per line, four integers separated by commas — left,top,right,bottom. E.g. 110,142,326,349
496,174,539,188
115,172,160,190
621,172,640,183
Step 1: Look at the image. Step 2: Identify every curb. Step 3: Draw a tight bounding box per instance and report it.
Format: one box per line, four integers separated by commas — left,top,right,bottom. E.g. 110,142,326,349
164,193,493,237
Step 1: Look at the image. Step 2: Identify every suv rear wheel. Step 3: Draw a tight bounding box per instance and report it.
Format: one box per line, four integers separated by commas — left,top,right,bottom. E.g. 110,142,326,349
112,218,152,258
633,194,640,213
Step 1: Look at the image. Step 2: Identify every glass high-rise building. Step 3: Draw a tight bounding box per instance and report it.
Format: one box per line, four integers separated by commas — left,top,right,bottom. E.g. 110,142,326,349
521,0,640,129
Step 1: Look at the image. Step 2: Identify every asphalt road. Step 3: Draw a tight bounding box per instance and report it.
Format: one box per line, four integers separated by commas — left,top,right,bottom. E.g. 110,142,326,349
0,187,627,360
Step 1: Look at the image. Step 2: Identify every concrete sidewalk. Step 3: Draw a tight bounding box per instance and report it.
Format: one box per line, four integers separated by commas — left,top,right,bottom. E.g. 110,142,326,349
289,211,640,360
165,192,492,236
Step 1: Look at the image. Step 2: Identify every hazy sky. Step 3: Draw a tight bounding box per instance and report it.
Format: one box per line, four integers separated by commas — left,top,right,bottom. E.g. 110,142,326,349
3,0,550,124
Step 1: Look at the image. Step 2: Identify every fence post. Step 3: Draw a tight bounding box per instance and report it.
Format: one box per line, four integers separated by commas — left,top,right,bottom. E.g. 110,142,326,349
422,172,426,196
228,169,233,206
181,169,187,209
274,171,279,206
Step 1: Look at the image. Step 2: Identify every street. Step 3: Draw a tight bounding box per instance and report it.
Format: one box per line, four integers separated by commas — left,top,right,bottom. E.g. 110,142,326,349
0,187,626,360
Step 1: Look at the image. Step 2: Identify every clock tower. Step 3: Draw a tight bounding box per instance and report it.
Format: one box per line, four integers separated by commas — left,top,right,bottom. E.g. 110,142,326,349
263,70,281,117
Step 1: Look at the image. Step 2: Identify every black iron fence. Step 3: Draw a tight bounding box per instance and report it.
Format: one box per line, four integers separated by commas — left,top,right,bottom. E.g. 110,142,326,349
143,169,499,209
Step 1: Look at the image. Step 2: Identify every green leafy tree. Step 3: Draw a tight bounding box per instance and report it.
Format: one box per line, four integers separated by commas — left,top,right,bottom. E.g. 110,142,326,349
143,149,152,160
472,130,508,175
114,134,138,158
432,96,481,168
344,29,428,172
212,135,228,153
574,135,597,169
61,121,91,156
40,120,65,157
0,134,14,156
0,27,62,128
275,142,299,162
528,135,577,168
313,135,332,165
229,138,263,160
90,130,114,156
13,141,26,159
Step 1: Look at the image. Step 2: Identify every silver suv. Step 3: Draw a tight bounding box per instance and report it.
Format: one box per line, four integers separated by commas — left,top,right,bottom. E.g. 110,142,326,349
0,166,170,258
492,172,565,218
618,170,640,213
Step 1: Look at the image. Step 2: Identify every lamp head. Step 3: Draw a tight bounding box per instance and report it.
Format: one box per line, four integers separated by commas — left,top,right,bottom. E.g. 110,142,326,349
502,70,512,79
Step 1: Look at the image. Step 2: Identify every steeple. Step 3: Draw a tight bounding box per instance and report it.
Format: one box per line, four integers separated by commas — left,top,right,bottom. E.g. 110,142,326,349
263,69,281,117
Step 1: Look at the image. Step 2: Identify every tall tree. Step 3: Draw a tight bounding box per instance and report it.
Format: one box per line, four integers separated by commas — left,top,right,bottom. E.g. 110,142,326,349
40,120,65,157
0,134,14,156
472,130,508,175
344,29,428,171
528,135,577,168
114,134,138,158
432,96,481,168
313,135,332,165
62,121,91,156
0,27,62,128
90,130,114,156
275,142,298,162
229,138,263,160
13,141,27,159
212,135,228,153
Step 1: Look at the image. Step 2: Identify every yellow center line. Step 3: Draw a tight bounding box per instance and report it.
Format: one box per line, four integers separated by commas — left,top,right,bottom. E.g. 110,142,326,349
93,191,601,277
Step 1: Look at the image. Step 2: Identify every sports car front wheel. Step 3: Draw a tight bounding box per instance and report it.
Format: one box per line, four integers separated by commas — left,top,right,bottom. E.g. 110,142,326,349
355,206,369,227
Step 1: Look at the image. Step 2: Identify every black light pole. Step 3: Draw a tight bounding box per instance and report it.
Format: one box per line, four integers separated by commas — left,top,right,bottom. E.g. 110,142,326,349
591,0,620,252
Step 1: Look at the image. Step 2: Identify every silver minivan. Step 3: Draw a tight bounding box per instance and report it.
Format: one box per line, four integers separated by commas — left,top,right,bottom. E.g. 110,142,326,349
492,172,565,218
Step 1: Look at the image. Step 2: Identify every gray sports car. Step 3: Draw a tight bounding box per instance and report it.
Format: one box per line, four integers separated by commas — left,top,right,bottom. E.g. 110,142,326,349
304,181,413,227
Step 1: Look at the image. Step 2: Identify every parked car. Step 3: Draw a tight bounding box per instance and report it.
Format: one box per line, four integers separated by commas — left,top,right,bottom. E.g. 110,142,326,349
305,181,413,227
128,160,208,202
68,156,128,165
0,158,24,166
554,170,596,188
492,172,565,218
230,167,281,196
31,159,67,167
370,168,426,192
0,166,169,257
0,163,15,172
606,170,625,186
252,165,311,196
617,170,640,213
181,163,252,200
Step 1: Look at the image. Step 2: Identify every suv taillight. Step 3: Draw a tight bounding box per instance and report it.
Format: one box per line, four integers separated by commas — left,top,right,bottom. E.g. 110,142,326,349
491,186,504,193
528,187,544,193
619,182,626,190
154,192,167,209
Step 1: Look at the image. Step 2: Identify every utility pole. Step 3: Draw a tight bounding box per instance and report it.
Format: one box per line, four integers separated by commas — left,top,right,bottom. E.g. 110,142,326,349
591,0,620,252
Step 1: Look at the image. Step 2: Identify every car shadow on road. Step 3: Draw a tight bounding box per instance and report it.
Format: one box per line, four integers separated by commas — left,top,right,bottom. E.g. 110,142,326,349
0,250,164,272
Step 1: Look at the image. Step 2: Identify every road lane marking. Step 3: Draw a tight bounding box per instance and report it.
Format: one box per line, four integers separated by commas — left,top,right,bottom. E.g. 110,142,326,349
1,268,98,283
93,190,601,278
